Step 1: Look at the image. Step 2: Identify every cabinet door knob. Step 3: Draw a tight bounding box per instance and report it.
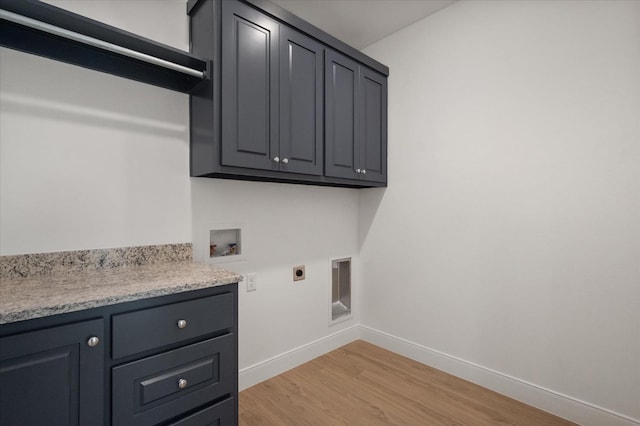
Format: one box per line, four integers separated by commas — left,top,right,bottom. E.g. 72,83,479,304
273,156,280,163
178,378,188,389
361,169,367,174
87,336,100,347
355,169,361,174
281,158,289,164
177,319,187,329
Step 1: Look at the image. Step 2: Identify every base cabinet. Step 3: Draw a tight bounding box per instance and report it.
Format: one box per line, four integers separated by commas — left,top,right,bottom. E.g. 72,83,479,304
0,319,104,426
0,284,238,425
170,398,235,426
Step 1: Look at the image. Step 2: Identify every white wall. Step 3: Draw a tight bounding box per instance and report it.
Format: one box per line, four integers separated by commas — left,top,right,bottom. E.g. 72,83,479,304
361,0,640,423
0,0,360,382
191,179,360,373
0,1,192,254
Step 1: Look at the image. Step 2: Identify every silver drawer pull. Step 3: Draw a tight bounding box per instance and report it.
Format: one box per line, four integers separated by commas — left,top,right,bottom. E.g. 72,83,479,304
87,336,100,347
178,378,188,389
177,319,187,329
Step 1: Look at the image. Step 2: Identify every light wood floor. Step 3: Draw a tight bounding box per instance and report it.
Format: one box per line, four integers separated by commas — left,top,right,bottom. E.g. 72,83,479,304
239,340,575,426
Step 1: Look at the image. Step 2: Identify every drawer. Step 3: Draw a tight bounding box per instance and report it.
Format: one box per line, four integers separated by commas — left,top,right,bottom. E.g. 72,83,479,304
112,293,233,359
169,397,235,426
112,333,234,426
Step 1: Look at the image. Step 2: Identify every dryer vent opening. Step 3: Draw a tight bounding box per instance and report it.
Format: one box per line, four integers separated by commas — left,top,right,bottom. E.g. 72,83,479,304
331,258,351,321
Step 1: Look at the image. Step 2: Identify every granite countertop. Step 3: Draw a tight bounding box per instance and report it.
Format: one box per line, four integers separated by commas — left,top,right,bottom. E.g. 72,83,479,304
0,246,243,325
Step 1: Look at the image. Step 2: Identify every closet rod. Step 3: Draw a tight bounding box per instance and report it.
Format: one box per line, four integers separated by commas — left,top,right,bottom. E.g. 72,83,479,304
0,9,206,79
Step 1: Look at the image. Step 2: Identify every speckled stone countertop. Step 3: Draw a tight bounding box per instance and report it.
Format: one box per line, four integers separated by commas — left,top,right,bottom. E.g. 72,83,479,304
0,244,243,325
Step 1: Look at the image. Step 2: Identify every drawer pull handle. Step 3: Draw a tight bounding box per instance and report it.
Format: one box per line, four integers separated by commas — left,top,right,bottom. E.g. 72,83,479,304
177,319,187,329
178,378,188,389
87,336,100,347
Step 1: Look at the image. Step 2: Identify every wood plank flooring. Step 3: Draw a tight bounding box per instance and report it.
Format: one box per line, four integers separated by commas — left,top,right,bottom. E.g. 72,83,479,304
239,340,575,426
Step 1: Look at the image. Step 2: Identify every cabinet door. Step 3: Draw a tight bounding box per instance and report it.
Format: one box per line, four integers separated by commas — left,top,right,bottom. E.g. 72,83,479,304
359,67,387,183
325,49,360,180
279,27,323,176
0,319,104,426
168,396,234,425
221,1,279,171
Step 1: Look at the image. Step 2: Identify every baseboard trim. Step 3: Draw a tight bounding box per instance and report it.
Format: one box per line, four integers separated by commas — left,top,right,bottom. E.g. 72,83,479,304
359,325,639,426
237,324,638,425
238,324,360,391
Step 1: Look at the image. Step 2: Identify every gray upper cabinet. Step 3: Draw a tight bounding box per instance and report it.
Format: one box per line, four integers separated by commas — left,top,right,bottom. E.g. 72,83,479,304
189,0,388,187
326,50,388,183
221,1,323,176
221,1,279,171
325,50,360,180
279,27,324,176
359,67,388,183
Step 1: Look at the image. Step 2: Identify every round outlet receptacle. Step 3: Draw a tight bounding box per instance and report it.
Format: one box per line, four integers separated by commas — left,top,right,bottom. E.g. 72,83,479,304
293,265,305,281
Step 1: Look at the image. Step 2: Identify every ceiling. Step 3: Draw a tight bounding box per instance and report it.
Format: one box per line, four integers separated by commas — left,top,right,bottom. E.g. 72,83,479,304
270,0,456,50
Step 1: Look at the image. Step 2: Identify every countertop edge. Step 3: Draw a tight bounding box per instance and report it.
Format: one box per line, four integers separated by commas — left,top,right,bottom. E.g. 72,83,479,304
0,259,242,326
0,278,239,325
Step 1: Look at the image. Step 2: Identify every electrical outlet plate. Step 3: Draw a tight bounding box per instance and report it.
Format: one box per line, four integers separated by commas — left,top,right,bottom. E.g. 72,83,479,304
293,265,305,281
246,273,257,291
